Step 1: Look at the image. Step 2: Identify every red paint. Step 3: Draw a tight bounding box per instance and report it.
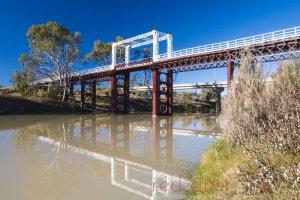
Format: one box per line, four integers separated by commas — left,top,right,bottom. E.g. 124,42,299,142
80,82,85,108
227,61,234,89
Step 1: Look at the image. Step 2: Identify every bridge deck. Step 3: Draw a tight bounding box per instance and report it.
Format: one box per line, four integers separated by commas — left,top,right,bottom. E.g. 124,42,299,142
35,26,300,84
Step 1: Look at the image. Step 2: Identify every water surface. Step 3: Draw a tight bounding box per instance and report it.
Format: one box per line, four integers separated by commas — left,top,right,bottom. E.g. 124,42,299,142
0,114,221,200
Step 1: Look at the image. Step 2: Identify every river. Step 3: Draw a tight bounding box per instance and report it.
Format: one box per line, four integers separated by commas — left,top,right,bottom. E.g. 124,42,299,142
0,114,222,200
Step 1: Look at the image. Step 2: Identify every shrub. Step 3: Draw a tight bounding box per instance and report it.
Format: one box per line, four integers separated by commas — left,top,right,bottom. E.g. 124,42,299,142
10,69,36,96
222,51,300,197
36,90,48,98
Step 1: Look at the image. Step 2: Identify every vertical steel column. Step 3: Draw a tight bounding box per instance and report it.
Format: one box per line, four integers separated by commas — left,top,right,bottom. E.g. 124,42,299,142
227,61,234,89
92,80,97,107
111,43,116,69
152,30,159,62
80,82,85,108
167,34,173,59
152,69,173,116
70,83,74,96
168,70,173,115
111,72,130,114
152,69,159,116
125,45,130,64
111,75,116,113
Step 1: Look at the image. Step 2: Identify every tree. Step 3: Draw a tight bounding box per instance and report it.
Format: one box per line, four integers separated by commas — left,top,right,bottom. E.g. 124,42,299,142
130,48,153,96
19,21,81,102
85,36,125,66
10,69,36,96
200,88,214,102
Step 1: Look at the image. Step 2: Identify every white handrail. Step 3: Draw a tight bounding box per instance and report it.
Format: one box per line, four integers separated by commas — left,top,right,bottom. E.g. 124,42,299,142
159,26,300,60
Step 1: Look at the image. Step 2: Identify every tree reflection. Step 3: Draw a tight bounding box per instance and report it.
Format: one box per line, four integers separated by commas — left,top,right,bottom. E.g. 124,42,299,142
11,121,80,200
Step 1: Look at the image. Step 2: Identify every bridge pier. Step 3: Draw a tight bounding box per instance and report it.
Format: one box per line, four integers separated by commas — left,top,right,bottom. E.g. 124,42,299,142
80,81,97,108
152,69,173,116
213,87,224,114
70,83,74,96
227,60,234,88
111,72,130,114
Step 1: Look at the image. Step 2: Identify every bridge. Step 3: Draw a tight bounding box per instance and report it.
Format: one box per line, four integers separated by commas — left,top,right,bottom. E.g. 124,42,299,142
132,81,227,91
36,26,300,115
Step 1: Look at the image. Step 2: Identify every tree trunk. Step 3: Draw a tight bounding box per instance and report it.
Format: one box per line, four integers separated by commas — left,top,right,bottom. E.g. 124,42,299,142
62,82,68,102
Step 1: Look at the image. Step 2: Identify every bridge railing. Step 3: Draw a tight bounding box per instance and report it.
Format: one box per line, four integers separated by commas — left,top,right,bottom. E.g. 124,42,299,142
159,26,300,60
75,64,112,76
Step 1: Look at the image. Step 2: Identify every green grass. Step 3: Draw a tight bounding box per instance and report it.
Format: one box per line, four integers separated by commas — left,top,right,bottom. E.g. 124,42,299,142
189,140,300,200
190,140,244,197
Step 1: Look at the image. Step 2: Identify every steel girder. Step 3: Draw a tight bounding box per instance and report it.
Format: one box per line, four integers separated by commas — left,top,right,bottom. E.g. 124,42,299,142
70,38,300,83
155,38,300,73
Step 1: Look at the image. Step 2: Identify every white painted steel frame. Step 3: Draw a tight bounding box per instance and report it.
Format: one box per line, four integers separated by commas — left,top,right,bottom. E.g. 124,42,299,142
111,30,173,68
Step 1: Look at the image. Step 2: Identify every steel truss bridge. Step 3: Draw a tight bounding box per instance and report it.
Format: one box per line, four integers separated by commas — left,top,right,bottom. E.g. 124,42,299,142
37,26,300,115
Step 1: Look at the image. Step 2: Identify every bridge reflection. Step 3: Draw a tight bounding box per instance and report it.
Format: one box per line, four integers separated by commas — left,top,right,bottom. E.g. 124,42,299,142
14,114,220,199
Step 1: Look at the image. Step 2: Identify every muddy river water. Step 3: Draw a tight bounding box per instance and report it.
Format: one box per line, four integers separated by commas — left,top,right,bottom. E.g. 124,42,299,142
0,114,222,200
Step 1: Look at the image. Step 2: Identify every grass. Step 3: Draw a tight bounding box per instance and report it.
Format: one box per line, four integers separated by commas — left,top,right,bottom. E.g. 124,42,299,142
189,140,300,200
189,140,244,197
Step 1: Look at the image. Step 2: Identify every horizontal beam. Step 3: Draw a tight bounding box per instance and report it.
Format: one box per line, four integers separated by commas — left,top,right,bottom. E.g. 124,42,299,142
131,34,169,48
132,81,227,91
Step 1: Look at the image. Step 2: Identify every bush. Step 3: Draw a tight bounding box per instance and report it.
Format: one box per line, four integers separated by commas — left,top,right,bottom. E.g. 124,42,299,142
47,85,60,98
10,69,36,96
36,90,48,98
222,52,300,197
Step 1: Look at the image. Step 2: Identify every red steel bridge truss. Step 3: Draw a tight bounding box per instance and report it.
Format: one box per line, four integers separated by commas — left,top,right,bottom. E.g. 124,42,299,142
38,26,300,116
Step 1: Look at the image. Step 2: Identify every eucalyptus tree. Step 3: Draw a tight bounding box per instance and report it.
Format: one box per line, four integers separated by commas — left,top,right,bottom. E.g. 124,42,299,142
85,36,125,66
19,21,81,101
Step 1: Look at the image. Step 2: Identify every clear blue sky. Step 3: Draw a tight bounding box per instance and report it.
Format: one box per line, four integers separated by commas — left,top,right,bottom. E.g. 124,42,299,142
0,0,300,86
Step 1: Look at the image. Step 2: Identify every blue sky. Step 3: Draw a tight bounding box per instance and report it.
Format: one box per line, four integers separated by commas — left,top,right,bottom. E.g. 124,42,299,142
0,0,300,86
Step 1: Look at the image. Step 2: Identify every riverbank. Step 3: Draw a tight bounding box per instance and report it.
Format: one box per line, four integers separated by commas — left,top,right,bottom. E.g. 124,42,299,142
0,87,217,115
190,140,300,199
0,95,91,115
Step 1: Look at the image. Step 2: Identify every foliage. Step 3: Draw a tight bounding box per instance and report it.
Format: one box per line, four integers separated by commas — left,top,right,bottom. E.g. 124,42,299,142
19,21,81,101
200,88,214,102
85,39,116,66
10,69,36,96
36,90,48,98
85,36,130,66
191,140,243,196
222,51,300,197
178,92,193,102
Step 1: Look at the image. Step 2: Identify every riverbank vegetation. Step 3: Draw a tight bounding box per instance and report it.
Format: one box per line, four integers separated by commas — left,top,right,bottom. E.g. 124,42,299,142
190,54,300,199
0,85,217,114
